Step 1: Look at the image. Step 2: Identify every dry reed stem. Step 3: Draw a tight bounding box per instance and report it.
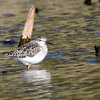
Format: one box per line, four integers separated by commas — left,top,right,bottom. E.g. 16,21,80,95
18,6,35,47
22,6,35,39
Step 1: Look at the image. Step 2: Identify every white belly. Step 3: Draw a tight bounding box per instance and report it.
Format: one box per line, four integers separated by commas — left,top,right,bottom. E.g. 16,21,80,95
17,47,48,65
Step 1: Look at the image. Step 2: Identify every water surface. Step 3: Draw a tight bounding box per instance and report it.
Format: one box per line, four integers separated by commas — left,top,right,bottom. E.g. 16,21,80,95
0,0,100,100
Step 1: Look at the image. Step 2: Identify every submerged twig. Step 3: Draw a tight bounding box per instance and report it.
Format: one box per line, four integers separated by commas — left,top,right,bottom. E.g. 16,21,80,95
94,45,100,56
84,0,92,5
84,0,100,5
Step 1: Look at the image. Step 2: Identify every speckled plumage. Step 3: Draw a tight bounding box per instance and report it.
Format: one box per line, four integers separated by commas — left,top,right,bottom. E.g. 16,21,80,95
4,41,40,58
2,36,48,68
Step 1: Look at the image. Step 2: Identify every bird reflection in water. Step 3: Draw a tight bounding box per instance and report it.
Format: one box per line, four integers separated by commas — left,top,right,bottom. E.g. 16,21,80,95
21,65,52,99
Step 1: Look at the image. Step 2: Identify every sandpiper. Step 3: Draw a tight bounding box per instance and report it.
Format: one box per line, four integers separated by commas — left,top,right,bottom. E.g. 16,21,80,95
2,36,48,69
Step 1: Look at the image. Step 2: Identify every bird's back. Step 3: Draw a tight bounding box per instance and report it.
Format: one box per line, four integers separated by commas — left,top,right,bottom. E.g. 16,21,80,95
2,41,41,58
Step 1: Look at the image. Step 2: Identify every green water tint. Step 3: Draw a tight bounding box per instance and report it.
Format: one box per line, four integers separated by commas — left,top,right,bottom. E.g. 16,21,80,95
0,0,100,100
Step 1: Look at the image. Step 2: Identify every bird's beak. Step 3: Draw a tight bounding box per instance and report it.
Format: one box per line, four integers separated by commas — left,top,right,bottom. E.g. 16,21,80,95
46,41,53,45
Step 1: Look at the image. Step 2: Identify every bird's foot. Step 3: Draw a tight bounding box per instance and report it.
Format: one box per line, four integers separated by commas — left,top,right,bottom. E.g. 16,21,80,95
27,65,31,70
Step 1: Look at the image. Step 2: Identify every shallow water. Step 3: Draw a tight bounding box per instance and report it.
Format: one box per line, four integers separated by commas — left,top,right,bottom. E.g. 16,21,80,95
0,0,100,100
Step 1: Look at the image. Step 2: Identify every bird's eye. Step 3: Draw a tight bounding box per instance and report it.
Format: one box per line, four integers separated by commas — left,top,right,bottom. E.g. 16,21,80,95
39,39,41,41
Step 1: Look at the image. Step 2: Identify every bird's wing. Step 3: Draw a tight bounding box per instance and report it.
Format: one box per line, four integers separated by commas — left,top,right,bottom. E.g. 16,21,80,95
4,41,41,58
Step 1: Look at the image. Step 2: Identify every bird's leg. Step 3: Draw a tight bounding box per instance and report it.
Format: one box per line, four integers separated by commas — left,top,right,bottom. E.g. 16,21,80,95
27,65,31,69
